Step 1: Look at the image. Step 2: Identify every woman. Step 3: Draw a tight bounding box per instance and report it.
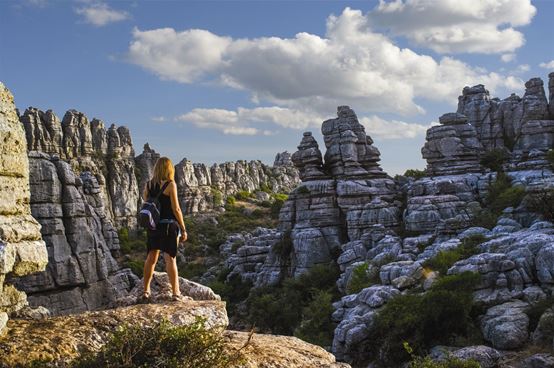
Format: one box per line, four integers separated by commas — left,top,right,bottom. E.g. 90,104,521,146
142,157,188,301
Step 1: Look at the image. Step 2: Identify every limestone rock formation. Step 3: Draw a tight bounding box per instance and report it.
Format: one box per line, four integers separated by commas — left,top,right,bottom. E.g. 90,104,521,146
224,107,400,287
20,108,139,229
11,152,137,315
0,83,48,333
169,153,299,215
422,113,483,176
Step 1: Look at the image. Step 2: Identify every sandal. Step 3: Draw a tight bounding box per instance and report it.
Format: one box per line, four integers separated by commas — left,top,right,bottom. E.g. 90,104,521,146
137,291,151,304
172,293,186,302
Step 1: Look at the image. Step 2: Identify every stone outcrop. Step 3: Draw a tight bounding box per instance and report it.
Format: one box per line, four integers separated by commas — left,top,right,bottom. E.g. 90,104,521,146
0,278,349,368
422,113,483,176
135,144,300,214
11,151,138,315
20,108,139,229
0,301,229,366
0,83,48,333
223,107,400,287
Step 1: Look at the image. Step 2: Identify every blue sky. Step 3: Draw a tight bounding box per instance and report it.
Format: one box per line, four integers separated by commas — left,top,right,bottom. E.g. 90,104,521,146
1,0,553,174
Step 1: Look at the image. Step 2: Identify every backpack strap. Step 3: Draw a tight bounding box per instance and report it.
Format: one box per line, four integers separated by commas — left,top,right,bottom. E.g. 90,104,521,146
154,180,171,200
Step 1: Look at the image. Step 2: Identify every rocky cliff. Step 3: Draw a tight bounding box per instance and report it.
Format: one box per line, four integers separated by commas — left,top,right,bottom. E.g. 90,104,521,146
135,144,299,214
0,272,348,368
331,76,554,365
0,83,48,334
223,106,401,288
216,76,554,367
20,108,140,229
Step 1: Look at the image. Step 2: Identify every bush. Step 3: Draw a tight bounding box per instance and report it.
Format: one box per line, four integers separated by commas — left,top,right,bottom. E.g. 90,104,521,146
259,183,272,193
423,235,485,275
272,232,293,262
526,188,554,221
405,343,480,368
235,190,252,201
525,296,554,332
296,186,311,195
294,290,335,347
403,169,427,180
226,196,236,206
270,193,288,219
208,270,253,317
370,272,482,365
74,318,244,368
470,209,498,230
125,259,145,278
346,262,380,294
245,263,340,344
480,148,509,172
211,188,223,206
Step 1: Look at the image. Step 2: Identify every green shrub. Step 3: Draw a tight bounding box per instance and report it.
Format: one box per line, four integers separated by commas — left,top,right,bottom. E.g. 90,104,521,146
525,188,554,221
211,188,223,206
294,290,335,347
74,318,244,368
179,261,209,281
403,169,427,180
423,235,485,275
260,183,272,193
208,271,252,316
118,228,147,255
370,272,482,365
346,262,380,294
405,343,480,368
235,190,252,201
270,194,288,219
296,186,311,195
226,196,236,206
525,296,554,332
480,148,509,172
125,259,144,278
245,263,340,343
272,232,293,262
471,209,498,229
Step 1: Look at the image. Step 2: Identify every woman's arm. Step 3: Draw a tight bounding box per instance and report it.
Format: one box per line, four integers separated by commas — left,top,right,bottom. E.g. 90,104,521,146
142,181,150,201
168,181,187,239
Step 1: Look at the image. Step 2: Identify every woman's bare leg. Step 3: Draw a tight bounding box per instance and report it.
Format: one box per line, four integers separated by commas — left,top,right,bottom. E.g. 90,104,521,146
164,253,180,296
143,250,160,294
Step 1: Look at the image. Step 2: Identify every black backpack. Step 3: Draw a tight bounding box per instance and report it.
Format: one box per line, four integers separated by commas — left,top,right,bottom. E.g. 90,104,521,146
139,180,171,230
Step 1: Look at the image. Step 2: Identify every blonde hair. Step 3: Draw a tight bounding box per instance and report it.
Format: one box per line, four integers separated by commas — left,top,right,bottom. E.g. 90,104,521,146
152,157,175,184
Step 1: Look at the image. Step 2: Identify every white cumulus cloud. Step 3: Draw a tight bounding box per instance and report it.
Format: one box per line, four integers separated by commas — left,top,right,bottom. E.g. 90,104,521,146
127,7,523,118
176,106,429,140
360,115,431,139
368,0,536,54
75,2,129,27
539,60,554,69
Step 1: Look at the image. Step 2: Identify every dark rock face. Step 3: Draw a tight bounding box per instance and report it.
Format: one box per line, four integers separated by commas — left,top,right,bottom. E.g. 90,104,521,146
20,108,139,229
12,152,137,315
453,77,553,169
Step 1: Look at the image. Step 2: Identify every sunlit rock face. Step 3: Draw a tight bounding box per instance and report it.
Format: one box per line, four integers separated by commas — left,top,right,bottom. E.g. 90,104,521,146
220,106,401,287
168,152,299,215
20,108,139,229
0,83,48,333
12,151,138,315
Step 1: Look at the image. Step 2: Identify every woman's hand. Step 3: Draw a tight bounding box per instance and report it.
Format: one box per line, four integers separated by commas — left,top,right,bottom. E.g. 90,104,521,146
179,230,188,244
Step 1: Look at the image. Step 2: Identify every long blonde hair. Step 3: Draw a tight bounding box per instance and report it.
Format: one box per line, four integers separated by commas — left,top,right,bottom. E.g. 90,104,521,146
152,157,175,184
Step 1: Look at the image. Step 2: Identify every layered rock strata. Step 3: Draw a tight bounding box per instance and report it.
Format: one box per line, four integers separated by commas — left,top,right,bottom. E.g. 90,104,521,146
225,107,400,287
12,152,138,315
0,83,48,333
20,108,139,229
136,148,300,215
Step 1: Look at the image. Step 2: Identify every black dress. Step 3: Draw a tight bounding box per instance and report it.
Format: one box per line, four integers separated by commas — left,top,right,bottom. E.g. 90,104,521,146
146,181,180,258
